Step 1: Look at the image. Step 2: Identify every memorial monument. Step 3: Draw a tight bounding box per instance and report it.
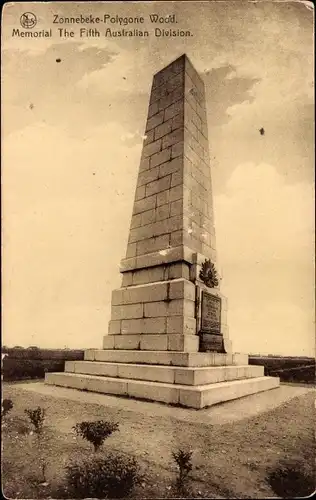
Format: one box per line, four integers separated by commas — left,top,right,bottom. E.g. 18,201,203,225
46,54,279,408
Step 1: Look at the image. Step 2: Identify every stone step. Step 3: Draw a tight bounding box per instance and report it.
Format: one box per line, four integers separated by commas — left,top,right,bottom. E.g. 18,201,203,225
45,372,280,409
65,360,264,385
84,349,248,367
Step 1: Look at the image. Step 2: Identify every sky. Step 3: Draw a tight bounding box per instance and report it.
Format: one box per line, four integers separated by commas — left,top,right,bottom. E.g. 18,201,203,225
2,1,315,356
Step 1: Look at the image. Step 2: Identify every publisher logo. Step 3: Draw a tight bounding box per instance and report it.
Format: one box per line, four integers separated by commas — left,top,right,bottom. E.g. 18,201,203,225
20,12,37,29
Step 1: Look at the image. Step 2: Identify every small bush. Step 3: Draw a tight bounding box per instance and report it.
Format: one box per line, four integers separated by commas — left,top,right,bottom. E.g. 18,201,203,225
65,452,141,498
172,448,193,493
267,459,315,498
73,420,119,452
24,406,46,434
2,399,13,418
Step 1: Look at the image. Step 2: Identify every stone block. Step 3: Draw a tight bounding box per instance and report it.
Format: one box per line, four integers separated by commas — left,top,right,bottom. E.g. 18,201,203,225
124,244,193,272
130,213,142,229
165,100,184,121
64,360,75,372
45,373,89,391
132,266,165,285
133,195,156,215
140,335,168,350
159,157,182,177
167,334,199,352
155,215,183,236
172,111,184,131
170,229,183,246
224,339,232,354
143,317,167,334
108,320,121,334
200,377,280,408
85,377,128,396
179,388,202,409
171,141,183,158
122,272,133,287
92,350,175,365
168,262,190,280
156,189,170,206
135,185,146,201
138,165,160,186
168,298,195,317
139,156,150,172
156,203,170,221
174,365,261,386
150,148,172,168
170,200,183,217
127,380,179,404
162,128,184,150
169,185,183,202
121,282,167,304
233,353,249,365
187,352,233,367
88,349,240,367
148,101,159,118
114,335,141,350
169,279,196,300
84,349,95,361
167,316,196,335
146,111,164,132
103,336,115,349
111,303,143,320
141,209,156,226
143,129,155,146
129,224,153,244
118,364,175,384
121,317,166,334
142,138,162,158
144,301,169,317
121,318,143,334
111,289,124,306
72,361,119,378
126,243,137,257
155,119,172,140
146,175,171,197
171,171,184,187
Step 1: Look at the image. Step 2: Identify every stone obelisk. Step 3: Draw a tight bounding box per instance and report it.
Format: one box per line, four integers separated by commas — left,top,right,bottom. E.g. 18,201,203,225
46,55,280,408
105,54,230,353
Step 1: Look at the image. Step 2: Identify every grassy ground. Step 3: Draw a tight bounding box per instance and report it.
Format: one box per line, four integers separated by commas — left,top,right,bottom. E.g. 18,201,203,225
2,383,315,499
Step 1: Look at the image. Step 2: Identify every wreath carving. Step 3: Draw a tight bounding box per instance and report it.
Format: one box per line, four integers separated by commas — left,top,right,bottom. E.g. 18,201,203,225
199,259,219,288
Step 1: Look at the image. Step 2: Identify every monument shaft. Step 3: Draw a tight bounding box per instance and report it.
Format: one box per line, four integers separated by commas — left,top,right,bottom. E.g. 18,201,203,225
104,54,229,353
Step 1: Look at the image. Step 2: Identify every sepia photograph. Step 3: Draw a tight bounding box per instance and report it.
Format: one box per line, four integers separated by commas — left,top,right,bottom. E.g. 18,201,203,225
2,0,315,498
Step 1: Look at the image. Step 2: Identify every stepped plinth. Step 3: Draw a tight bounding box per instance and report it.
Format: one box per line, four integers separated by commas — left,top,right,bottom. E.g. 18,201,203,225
45,54,279,408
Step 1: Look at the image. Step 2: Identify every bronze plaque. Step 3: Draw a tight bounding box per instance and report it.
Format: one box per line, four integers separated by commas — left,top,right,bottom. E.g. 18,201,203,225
200,291,221,335
199,333,225,353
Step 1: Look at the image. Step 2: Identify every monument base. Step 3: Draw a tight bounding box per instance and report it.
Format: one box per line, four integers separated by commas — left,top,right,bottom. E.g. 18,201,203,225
45,349,280,409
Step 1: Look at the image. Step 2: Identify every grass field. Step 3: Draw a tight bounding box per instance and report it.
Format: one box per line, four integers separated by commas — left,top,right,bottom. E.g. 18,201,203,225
2,383,315,499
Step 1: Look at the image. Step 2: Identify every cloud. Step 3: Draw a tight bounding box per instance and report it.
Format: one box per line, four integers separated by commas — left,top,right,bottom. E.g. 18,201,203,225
2,121,142,348
2,43,118,136
214,162,314,356
204,65,260,127
76,46,152,96
215,162,314,264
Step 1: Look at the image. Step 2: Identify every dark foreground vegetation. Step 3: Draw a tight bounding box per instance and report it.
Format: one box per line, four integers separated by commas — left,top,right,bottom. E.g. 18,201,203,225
2,385,315,499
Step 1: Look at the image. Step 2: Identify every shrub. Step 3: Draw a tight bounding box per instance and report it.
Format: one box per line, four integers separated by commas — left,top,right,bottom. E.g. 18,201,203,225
24,406,46,434
267,459,315,498
73,420,119,452
65,452,141,498
1,399,13,418
172,448,193,493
